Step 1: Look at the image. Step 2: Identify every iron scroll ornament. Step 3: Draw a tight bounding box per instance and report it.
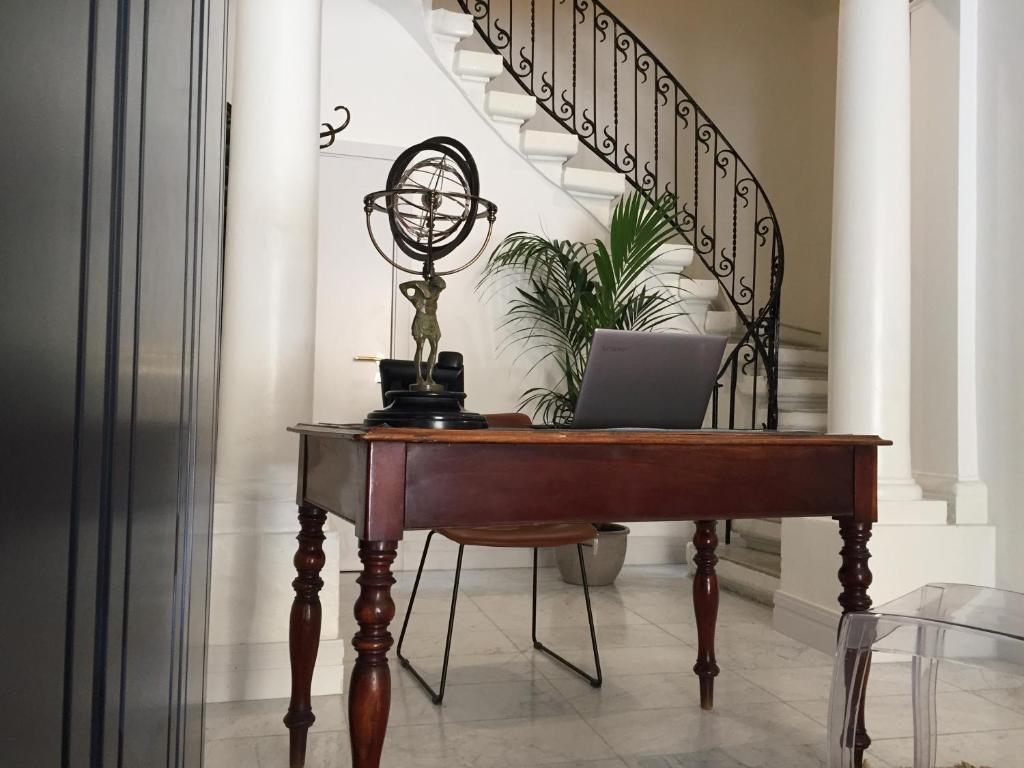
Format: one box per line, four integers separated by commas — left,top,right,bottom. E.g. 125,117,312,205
319,105,351,149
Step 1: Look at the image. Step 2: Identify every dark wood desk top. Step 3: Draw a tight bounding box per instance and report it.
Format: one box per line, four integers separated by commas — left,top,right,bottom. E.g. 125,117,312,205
290,422,890,447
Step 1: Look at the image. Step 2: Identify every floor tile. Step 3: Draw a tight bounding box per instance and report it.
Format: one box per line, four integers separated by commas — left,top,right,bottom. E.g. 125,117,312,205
938,662,1024,692
208,565,1019,768
789,690,1024,738
503,621,688,654
549,671,776,717
977,684,1024,714
628,741,851,768
389,677,577,725
392,608,517,658
868,727,1024,768
535,643,700,680
393,650,556,687
205,695,344,740
585,701,822,757
471,591,650,631
734,660,958,703
204,735,262,767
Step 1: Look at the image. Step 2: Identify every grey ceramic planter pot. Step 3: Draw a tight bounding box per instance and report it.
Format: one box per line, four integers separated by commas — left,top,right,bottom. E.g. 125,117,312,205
555,523,630,586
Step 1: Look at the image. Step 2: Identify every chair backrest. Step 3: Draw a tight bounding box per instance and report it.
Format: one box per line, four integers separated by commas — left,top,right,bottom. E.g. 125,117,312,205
379,351,465,405
483,413,533,428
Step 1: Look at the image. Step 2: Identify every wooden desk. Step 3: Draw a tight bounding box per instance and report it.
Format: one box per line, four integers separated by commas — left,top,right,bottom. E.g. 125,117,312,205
283,424,887,768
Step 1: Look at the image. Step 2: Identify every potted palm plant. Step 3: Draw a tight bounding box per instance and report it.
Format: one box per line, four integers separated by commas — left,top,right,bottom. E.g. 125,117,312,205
479,192,686,585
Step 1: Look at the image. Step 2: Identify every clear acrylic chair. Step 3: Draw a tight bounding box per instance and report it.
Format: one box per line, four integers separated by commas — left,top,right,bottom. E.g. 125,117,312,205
827,583,1024,768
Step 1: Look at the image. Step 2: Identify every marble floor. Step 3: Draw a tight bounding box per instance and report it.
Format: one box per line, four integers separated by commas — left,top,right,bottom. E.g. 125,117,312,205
206,565,1024,767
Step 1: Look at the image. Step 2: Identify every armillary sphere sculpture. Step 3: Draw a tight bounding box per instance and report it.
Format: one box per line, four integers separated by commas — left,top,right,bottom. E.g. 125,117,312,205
363,136,497,429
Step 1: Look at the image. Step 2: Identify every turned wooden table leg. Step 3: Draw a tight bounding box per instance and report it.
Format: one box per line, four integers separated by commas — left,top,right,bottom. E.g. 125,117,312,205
348,539,398,768
837,517,873,768
692,520,720,709
284,504,328,768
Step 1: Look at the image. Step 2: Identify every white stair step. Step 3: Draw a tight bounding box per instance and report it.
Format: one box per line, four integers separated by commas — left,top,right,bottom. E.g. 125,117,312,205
686,541,779,606
754,407,828,433
521,129,579,159
561,167,626,228
521,129,579,185
724,343,828,380
778,409,827,432
429,9,474,40
561,167,627,198
485,91,538,144
429,9,475,68
452,50,504,80
732,518,780,541
484,91,537,122
452,50,504,105
741,375,827,400
652,242,695,272
679,278,719,301
719,542,781,577
704,309,739,335
778,346,828,370
732,518,781,555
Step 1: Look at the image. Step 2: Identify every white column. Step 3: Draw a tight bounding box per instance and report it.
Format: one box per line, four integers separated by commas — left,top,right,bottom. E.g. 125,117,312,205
951,0,988,523
828,0,921,502
207,0,342,702
775,0,996,654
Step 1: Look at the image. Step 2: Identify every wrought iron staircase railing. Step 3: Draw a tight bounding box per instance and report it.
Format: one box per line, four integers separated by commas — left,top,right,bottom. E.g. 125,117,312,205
457,0,784,431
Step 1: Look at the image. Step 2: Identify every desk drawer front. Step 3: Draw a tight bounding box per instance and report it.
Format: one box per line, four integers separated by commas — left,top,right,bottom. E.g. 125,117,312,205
404,443,855,529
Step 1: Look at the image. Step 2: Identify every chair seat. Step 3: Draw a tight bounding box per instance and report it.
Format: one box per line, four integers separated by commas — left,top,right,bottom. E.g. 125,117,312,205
438,523,597,549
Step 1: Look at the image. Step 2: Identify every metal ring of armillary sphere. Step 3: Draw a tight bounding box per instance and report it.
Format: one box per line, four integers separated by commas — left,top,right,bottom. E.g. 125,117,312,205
364,136,497,277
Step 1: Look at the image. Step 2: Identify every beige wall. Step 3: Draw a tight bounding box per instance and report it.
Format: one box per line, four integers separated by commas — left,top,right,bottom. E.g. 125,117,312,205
438,0,839,335
579,0,840,338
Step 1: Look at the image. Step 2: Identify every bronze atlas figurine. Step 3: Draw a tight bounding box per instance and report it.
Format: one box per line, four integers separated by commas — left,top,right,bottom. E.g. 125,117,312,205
362,136,496,429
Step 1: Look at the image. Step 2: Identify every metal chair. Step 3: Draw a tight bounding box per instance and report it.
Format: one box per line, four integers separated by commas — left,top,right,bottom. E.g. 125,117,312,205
395,412,603,705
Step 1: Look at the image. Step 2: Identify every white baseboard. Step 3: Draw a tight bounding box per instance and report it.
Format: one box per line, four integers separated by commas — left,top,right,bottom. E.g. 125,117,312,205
205,639,345,703
772,589,841,654
624,535,689,566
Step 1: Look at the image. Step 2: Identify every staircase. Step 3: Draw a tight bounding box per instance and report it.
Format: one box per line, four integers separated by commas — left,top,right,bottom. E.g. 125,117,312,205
430,8,629,228
400,0,785,429
686,343,829,603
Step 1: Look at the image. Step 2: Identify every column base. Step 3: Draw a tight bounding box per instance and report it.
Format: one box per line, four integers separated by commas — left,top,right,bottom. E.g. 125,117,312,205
775,516,996,652
208,512,342,701
915,473,989,524
877,476,924,502
878,498,948,525
206,639,345,703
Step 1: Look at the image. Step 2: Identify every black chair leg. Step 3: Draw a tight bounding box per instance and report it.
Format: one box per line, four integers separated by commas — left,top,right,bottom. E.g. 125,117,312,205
396,530,464,705
531,545,603,688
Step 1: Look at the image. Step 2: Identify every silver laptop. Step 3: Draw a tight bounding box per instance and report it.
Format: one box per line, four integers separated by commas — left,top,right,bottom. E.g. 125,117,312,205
571,329,727,429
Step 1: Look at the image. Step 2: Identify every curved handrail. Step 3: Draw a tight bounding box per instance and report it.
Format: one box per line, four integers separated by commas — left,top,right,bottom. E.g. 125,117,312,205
458,0,783,429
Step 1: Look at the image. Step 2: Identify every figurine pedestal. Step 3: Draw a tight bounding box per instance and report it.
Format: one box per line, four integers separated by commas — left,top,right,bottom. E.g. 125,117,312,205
364,390,487,429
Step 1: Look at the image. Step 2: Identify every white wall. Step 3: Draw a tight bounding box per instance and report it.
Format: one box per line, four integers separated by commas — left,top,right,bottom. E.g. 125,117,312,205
977,0,1024,592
